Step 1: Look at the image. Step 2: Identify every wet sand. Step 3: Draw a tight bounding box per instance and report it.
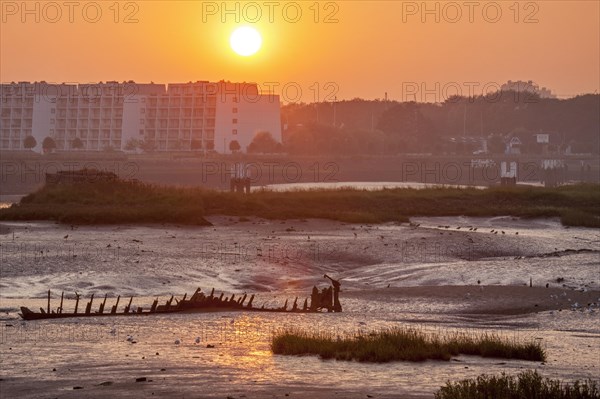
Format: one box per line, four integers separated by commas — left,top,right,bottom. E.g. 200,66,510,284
1,216,599,398
348,285,600,316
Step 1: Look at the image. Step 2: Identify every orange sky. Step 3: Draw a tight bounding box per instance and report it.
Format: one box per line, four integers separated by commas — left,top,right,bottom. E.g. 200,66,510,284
1,1,598,102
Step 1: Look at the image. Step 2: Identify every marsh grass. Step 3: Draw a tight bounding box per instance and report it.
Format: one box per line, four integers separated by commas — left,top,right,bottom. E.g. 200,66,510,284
435,370,600,399
270,327,546,363
560,209,600,228
1,179,598,226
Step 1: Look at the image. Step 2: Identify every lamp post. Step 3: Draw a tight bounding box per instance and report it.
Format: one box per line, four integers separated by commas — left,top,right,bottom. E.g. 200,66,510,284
333,96,337,128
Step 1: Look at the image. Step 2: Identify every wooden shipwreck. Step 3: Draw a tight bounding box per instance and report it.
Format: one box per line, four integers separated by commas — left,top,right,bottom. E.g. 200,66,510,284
19,275,342,321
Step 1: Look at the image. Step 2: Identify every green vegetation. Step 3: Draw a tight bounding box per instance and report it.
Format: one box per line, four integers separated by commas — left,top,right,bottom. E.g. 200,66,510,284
270,328,545,363
435,370,599,399
0,179,210,225
23,135,37,150
1,179,598,226
42,136,56,152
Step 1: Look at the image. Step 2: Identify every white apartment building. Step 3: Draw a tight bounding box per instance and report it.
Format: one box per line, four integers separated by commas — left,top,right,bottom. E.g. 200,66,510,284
0,81,282,153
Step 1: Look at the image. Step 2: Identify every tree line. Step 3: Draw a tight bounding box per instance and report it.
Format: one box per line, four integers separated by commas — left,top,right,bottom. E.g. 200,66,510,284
281,92,599,155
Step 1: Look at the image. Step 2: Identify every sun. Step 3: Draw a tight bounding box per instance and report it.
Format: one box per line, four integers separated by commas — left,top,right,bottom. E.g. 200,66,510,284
230,26,262,57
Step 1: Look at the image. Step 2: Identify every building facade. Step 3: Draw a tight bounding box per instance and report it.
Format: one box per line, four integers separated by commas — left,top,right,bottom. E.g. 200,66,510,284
0,81,282,153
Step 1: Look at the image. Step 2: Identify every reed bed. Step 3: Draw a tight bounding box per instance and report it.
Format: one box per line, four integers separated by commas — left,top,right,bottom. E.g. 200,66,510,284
435,370,600,399
270,327,546,363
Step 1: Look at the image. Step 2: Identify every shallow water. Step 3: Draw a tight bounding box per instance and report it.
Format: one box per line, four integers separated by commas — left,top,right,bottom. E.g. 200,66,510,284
0,216,599,398
253,181,486,192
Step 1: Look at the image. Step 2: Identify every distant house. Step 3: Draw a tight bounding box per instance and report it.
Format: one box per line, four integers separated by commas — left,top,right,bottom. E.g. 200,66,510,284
532,132,563,155
506,137,522,155
535,133,549,144
501,80,556,99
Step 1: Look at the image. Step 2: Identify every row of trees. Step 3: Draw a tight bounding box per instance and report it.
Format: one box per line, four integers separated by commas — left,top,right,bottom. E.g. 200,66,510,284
121,131,284,154
22,136,85,151
22,131,283,154
282,93,600,155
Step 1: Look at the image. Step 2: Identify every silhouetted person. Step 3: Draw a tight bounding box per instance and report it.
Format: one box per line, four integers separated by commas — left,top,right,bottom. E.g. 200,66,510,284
324,274,342,312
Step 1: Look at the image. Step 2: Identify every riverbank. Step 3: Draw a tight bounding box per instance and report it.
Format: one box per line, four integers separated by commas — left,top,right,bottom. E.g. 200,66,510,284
1,180,599,227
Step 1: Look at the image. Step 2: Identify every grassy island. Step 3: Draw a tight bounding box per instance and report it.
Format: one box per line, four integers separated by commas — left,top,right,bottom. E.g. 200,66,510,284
271,327,546,363
1,178,598,226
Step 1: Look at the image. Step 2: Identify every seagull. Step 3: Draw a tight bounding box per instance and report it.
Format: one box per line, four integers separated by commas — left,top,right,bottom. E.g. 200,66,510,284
126,335,134,342
174,339,181,345
195,336,201,344
63,235,69,239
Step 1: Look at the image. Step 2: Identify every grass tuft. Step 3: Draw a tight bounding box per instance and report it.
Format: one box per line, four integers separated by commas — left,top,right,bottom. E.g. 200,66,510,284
435,370,600,399
271,327,546,363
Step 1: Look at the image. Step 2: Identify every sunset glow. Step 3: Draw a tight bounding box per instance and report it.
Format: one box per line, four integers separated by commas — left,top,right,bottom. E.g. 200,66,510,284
1,1,599,398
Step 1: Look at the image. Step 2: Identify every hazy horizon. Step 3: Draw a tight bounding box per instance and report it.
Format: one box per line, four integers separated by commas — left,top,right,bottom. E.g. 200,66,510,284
1,1,598,103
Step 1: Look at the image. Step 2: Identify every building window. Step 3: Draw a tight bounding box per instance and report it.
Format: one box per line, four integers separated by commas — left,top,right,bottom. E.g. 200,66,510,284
50,108,55,114
141,108,145,114
139,129,144,135
232,118,238,124
50,129,54,134
232,108,238,113
232,129,238,135
50,119,55,125
233,97,238,103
